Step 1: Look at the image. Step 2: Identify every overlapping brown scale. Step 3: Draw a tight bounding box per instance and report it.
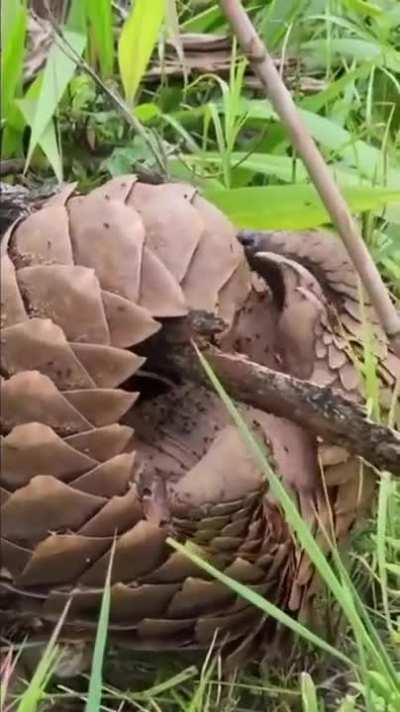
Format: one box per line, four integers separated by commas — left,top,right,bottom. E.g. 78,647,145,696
2,318,97,389
327,342,348,370
43,588,103,617
1,423,97,490
224,557,266,584
1,539,32,578
6,178,386,658
195,605,261,646
77,486,142,537
247,229,398,393
2,475,106,541
247,249,370,402
1,177,285,655
1,372,92,434
137,617,195,642
143,552,211,586
102,290,160,347
63,389,138,427
79,521,168,586
108,583,181,623
70,342,144,388
138,246,187,317
11,205,73,267
167,577,235,618
65,425,133,462
181,195,244,312
67,194,145,303
44,182,77,207
0,255,28,329
338,361,362,392
128,182,203,283
90,175,138,203
16,534,112,586
17,265,111,344
70,452,135,497
0,486,11,505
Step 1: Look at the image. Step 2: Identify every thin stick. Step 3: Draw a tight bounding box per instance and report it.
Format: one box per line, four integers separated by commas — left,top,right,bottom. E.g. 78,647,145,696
219,0,400,355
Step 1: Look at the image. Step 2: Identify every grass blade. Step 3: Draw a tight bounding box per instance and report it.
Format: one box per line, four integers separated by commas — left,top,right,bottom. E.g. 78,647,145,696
191,346,393,673
16,600,71,712
167,537,353,668
84,537,116,712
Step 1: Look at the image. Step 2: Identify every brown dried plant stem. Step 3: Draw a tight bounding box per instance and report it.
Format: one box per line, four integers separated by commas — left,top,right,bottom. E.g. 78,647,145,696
219,0,400,356
153,314,400,473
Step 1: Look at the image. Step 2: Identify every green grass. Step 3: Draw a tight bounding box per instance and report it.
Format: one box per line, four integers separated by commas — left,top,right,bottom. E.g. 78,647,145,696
1,0,399,710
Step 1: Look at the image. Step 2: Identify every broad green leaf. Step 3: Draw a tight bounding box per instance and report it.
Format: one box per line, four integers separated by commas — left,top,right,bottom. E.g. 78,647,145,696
1,0,23,48
25,27,86,172
134,102,161,122
1,1,26,122
118,0,165,105
340,0,383,17
18,97,62,180
203,184,400,229
85,0,114,78
17,73,62,179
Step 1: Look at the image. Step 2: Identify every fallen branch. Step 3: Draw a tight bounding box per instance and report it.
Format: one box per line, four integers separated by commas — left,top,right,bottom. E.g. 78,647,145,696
149,314,400,473
218,0,400,356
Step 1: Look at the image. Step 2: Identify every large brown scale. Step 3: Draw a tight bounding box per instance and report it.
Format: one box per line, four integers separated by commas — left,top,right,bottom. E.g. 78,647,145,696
1,176,398,667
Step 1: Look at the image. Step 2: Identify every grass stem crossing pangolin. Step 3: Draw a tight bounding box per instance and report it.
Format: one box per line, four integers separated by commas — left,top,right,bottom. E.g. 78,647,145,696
0,177,398,670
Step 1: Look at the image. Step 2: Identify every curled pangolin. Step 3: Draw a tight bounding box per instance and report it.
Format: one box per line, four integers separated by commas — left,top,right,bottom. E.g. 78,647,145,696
1,178,398,669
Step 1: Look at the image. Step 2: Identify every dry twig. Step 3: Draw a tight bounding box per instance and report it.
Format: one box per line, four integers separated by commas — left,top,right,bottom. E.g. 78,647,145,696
151,313,400,473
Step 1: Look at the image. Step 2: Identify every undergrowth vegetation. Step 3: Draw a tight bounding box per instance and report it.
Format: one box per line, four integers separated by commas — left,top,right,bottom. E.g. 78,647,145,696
1,0,399,710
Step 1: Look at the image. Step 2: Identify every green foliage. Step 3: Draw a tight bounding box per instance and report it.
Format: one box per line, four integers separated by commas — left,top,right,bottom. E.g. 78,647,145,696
118,0,165,105
1,0,27,157
14,602,71,712
23,23,87,179
85,0,114,78
204,184,400,229
84,539,115,711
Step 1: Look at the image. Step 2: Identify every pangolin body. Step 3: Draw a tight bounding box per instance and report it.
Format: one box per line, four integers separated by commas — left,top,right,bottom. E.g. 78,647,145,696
1,179,398,668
